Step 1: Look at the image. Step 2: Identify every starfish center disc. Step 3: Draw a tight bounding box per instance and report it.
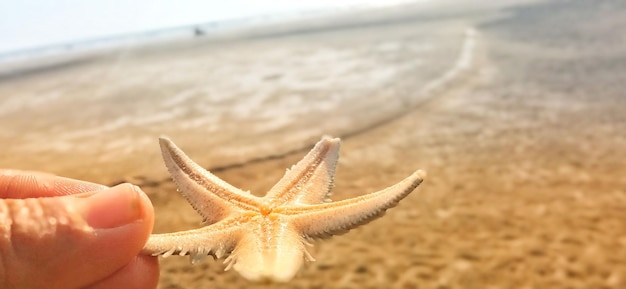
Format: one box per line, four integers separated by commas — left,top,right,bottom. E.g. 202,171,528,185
260,204,272,216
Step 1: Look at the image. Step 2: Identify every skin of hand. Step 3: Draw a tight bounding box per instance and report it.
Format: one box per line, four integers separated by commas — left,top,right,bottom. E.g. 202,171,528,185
0,169,159,289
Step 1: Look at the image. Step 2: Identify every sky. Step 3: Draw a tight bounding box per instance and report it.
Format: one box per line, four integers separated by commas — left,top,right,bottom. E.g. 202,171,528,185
0,0,417,54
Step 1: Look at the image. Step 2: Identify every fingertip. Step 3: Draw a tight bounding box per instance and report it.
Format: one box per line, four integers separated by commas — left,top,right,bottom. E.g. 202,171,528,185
72,184,144,229
52,176,108,195
134,184,155,233
48,184,155,288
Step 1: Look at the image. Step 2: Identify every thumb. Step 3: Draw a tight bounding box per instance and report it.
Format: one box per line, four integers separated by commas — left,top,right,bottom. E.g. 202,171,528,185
0,183,155,289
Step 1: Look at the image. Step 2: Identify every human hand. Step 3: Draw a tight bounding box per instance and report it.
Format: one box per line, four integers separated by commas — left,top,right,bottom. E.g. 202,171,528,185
0,169,158,289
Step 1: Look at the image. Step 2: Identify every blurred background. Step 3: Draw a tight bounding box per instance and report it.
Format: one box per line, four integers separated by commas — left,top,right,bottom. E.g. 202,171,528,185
1,0,625,288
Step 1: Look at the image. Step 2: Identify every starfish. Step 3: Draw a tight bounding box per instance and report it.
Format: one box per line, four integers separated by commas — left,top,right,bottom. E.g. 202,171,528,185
142,136,425,282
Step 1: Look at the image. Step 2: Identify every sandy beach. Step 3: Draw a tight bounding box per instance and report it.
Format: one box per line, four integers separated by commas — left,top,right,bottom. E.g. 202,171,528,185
1,0,625,288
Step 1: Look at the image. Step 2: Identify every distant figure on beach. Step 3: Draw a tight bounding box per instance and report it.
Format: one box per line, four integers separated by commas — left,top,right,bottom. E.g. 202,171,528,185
0,169,158,289
194,27,205,37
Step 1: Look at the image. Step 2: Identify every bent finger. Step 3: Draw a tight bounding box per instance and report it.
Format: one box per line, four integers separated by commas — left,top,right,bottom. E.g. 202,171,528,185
0,169,107,198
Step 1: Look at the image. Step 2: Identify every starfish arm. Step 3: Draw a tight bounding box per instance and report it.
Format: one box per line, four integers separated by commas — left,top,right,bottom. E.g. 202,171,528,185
142,222,242,263
159,137,262,223
265,137,340,206
283,170,425,239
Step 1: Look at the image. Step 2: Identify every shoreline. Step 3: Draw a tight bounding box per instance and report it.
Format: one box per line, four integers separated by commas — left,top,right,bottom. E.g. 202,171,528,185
0,1,436,71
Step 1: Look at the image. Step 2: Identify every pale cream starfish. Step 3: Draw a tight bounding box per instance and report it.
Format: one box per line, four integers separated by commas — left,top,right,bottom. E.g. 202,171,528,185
142,136,425,282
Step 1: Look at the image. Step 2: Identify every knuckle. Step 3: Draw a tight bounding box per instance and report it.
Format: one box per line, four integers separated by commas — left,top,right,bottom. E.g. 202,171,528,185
0,197,92,287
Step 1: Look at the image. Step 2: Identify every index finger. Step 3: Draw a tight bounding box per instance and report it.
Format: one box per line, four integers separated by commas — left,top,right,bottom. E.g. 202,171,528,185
0,169,108,199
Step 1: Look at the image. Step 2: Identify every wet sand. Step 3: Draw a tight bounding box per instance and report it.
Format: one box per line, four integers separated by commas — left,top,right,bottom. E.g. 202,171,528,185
1,0,626,288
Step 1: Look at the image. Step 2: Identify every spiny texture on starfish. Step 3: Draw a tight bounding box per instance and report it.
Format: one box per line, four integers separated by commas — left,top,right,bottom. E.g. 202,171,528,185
142,136,425,282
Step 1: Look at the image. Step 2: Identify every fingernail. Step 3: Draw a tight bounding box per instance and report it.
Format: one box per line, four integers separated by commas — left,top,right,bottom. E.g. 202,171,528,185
74,184,144,229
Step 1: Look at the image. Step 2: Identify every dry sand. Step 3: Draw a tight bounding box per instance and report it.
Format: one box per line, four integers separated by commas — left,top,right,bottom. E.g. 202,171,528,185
1,0,625,288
